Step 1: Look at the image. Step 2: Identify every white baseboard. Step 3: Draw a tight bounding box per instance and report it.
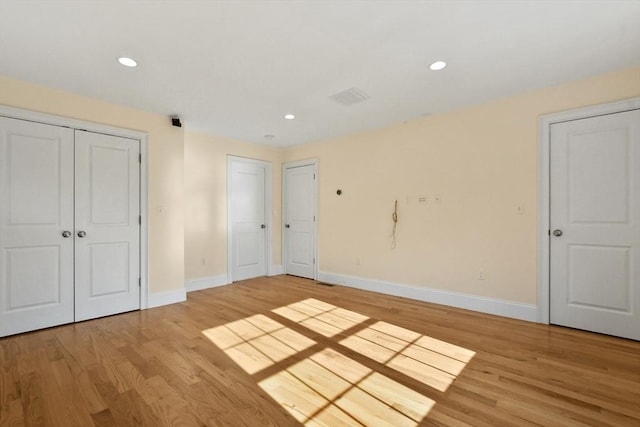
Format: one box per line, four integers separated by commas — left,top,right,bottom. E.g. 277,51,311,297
317,271,537,322
269,265,284,276
146,288,187,309
186,274,229,293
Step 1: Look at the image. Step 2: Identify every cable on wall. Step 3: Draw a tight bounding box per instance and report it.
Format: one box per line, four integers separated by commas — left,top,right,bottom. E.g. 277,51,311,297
391,200,398,249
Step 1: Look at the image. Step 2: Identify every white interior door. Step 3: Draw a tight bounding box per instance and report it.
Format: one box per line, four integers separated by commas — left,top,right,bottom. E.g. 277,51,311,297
284,163,316,279
550,109,640,340
230,159,267,281
74,130,140,321
0,117,75,336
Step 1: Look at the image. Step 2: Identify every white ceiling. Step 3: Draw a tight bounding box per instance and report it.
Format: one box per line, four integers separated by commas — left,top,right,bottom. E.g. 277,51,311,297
1,1,639,147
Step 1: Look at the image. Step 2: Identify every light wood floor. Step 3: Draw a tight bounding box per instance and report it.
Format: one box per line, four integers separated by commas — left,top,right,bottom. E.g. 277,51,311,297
1,275,639,426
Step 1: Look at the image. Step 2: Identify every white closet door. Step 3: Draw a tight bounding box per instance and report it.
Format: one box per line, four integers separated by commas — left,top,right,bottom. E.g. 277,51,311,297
284,164,316,279
74,130,140,321
231,160,267,281
550,109,640,340
0,117,74,337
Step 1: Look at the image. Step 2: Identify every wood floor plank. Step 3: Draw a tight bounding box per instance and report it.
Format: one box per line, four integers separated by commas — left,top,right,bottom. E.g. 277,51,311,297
47,358,96,426
0,275,638,426
18,370,45,427
0,399,24,427
90,408,117,427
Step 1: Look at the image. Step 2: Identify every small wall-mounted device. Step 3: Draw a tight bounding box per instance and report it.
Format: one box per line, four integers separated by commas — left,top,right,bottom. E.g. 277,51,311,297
171,116,182,128
391,199,398,249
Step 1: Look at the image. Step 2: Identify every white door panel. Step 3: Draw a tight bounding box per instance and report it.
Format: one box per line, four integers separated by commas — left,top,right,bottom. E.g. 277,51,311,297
7,246,61,308
231,160,266,281
0,117,74,336
284,163,316,279
74,130,140,321
550,109,640,340
567,245,629,311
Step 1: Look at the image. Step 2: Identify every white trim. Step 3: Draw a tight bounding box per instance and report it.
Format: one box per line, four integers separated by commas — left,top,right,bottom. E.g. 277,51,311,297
147,288,187,308
226,155,273,283
139,134,149,309
282,158,319,280
0,105,148,140
318,271,537,322
537,97,640,323
227,157,233,282
0,104,151,310
185,274,228,292
269,265,284,276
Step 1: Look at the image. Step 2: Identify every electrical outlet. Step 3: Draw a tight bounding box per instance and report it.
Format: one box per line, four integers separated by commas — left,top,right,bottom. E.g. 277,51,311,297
478,269,486,280
356,257,361,266
201,257,207,265
417,195,428,205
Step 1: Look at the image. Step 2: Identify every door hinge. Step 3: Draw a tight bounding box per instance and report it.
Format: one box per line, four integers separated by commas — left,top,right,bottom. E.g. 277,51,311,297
313,173,316,179
138,277,141,287
313,258,316,264
313,216,316,222
548,229,550,236
139,215,142,225
139,153,142,163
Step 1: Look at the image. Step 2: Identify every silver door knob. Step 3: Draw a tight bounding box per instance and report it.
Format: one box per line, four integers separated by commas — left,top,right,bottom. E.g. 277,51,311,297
77,230,87,238
62,230,71,238
261,224,266,229
552,229,563,237
285,224,290,228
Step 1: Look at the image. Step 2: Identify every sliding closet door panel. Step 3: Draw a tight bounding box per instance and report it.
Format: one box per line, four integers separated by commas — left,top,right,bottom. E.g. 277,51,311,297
0,117,74,337
74,130,140,321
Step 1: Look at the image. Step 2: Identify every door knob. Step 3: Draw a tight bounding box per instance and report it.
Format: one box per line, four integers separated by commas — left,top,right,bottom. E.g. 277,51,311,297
77,230,87,238
261,224,266,229
285,224,290,228
552,229,563,237
61,230,71,238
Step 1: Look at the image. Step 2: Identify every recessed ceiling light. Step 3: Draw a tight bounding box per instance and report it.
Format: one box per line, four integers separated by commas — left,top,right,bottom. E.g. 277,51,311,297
118,57,138,67
284,114,295,120
429,61,447,71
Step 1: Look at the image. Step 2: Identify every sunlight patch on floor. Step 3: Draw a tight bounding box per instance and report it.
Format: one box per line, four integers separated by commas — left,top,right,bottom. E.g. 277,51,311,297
203,299,475,426
259,348,434,427
339,321,475,392
202,314,316,374
272,298,369,337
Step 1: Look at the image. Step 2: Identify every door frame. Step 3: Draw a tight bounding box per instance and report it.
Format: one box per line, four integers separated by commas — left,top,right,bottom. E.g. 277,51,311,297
537,97,640,323
226,155,273,283
0,104,150,309
282,159,319,280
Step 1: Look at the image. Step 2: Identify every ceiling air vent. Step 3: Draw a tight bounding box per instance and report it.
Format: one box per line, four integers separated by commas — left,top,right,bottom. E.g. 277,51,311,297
329,87,370,106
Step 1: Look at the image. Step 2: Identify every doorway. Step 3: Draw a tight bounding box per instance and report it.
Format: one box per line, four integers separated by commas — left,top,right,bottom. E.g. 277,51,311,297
539,98,640,340
227,156,272,282
0,114,145,337
283,160,317,280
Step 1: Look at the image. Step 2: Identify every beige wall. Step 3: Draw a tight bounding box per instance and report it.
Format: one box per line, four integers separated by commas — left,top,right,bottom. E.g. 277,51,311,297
184,131,283,281
3,66,639,306
285,67,640,304
0,76,185,293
